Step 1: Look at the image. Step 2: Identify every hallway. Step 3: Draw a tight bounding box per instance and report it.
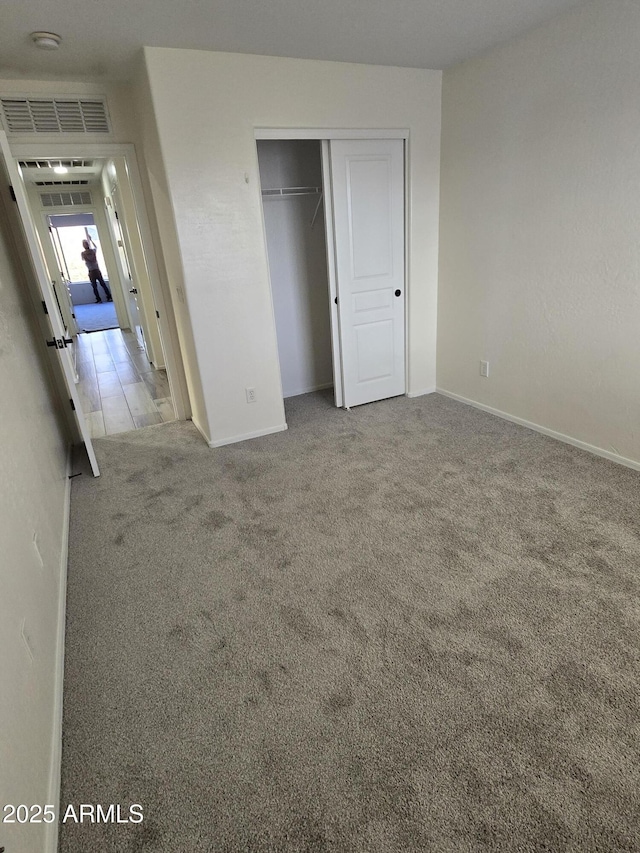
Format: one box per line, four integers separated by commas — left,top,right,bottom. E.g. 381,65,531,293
75,328,176,436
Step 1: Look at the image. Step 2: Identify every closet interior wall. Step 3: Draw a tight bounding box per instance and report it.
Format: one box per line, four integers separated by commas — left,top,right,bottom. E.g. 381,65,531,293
257,140,333,399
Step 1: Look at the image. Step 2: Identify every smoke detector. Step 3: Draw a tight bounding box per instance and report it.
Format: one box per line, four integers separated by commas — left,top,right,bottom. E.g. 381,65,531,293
31,32,62,50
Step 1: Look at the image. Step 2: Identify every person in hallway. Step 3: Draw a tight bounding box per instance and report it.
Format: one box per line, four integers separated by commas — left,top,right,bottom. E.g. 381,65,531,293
81,238,112,303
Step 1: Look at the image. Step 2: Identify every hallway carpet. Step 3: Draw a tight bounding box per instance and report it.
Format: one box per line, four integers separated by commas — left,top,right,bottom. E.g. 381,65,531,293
61,392,640,852
74,300,118,332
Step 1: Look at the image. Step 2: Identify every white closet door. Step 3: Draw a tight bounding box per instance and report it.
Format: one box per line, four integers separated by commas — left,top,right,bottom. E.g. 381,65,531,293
329,139,405,408
0,131,100,477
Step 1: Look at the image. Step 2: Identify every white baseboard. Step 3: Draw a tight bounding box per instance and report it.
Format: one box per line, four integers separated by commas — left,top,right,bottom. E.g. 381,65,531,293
190,415,212,446
45,446,72,853
209,422,288,448
407,386,436,398
437,388,640,472
284,381,333,398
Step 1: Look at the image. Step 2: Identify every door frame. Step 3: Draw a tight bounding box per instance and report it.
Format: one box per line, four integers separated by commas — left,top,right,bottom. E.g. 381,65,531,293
5,140,189,422
0,130,100,476
40,205,128,331
107,183,140,335
254,127,410,412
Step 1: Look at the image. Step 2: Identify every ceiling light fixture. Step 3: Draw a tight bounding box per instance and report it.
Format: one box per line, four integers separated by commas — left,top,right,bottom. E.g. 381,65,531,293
31,31,62,50
53,165,68,174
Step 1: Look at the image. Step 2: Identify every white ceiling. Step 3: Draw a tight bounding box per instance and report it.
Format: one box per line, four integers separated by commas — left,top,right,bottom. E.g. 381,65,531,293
1,0,589,82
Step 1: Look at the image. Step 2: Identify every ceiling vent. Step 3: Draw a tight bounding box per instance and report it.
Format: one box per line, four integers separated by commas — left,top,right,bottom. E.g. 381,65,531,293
35,180,90,186
1,98,110,134
20,159,94,169
40,190,92,208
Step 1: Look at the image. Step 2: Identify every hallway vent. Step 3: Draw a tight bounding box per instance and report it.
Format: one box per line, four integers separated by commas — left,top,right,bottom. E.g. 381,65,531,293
1,98,110,134
20,159,94,169
40,191,92,208
35,179,90,186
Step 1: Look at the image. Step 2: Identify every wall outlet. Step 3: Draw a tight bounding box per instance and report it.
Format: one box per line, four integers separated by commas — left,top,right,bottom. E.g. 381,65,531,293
480,360,490,377
246,387,257,403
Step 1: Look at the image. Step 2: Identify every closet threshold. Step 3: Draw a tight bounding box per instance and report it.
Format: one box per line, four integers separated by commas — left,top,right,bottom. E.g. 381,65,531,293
261,186,322,197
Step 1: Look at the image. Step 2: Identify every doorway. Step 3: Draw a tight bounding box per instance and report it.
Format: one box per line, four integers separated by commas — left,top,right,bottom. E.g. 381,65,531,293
48,212,117,333
0,137,185,470
256,134,406,414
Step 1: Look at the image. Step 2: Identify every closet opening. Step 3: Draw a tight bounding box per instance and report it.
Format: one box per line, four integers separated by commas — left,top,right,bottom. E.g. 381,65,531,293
257,139,336,407
257,133,406,418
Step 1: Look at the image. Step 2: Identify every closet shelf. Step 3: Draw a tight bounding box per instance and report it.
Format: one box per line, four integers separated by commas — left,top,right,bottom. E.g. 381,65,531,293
261,186,322,197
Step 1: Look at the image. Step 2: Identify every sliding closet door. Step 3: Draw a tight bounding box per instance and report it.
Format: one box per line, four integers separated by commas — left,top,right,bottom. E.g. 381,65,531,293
329,139,405,408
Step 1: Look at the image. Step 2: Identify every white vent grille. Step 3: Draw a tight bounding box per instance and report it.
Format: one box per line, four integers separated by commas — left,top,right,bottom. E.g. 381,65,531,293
1,98,110,134
19,159,94,169
35,180,90,186
40,191,92,208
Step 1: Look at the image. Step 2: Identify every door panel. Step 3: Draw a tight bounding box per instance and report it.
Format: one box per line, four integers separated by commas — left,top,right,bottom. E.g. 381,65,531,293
329,139,405,408
355,319,394,382
0,131,100,476
348,158,393,279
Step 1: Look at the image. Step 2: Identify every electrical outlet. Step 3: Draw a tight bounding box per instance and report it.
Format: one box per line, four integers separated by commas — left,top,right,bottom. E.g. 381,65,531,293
246,387,257,403
480,360,490,377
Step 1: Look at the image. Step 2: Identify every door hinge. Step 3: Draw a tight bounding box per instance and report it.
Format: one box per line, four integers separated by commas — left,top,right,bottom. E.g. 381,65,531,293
42,300,48,315
155,310,160,319
9,185,16,202
69,398,76,412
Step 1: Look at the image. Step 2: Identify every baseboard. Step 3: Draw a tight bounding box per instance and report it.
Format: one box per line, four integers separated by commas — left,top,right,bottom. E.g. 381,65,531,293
284,381,333,398
407,386,436,398
190,415,212,446
45,445,73,853
436,388,640,472
209,422,288,448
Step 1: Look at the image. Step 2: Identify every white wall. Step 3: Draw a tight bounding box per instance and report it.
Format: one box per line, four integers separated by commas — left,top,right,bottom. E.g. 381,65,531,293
131,61,203,427
258,140,333,398
0,180,69,853
438,0,640,465
141,48,442,445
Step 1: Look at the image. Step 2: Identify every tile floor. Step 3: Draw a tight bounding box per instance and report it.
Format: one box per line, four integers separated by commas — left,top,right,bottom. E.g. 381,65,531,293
75,328,176,437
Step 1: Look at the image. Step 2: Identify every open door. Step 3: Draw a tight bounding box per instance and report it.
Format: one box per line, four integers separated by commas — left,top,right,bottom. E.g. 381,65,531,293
328,139,405,408
110,185,148,356
0,130,100,476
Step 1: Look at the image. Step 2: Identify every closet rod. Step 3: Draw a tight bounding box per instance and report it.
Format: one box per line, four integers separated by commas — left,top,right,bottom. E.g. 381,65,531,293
261,186,322,197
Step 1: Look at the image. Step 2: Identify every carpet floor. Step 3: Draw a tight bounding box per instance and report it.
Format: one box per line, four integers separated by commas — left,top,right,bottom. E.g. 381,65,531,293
60,391,640,852
74,300,119,332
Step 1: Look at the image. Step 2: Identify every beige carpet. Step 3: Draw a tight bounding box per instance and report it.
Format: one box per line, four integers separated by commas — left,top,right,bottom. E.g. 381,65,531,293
60,391,640,852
